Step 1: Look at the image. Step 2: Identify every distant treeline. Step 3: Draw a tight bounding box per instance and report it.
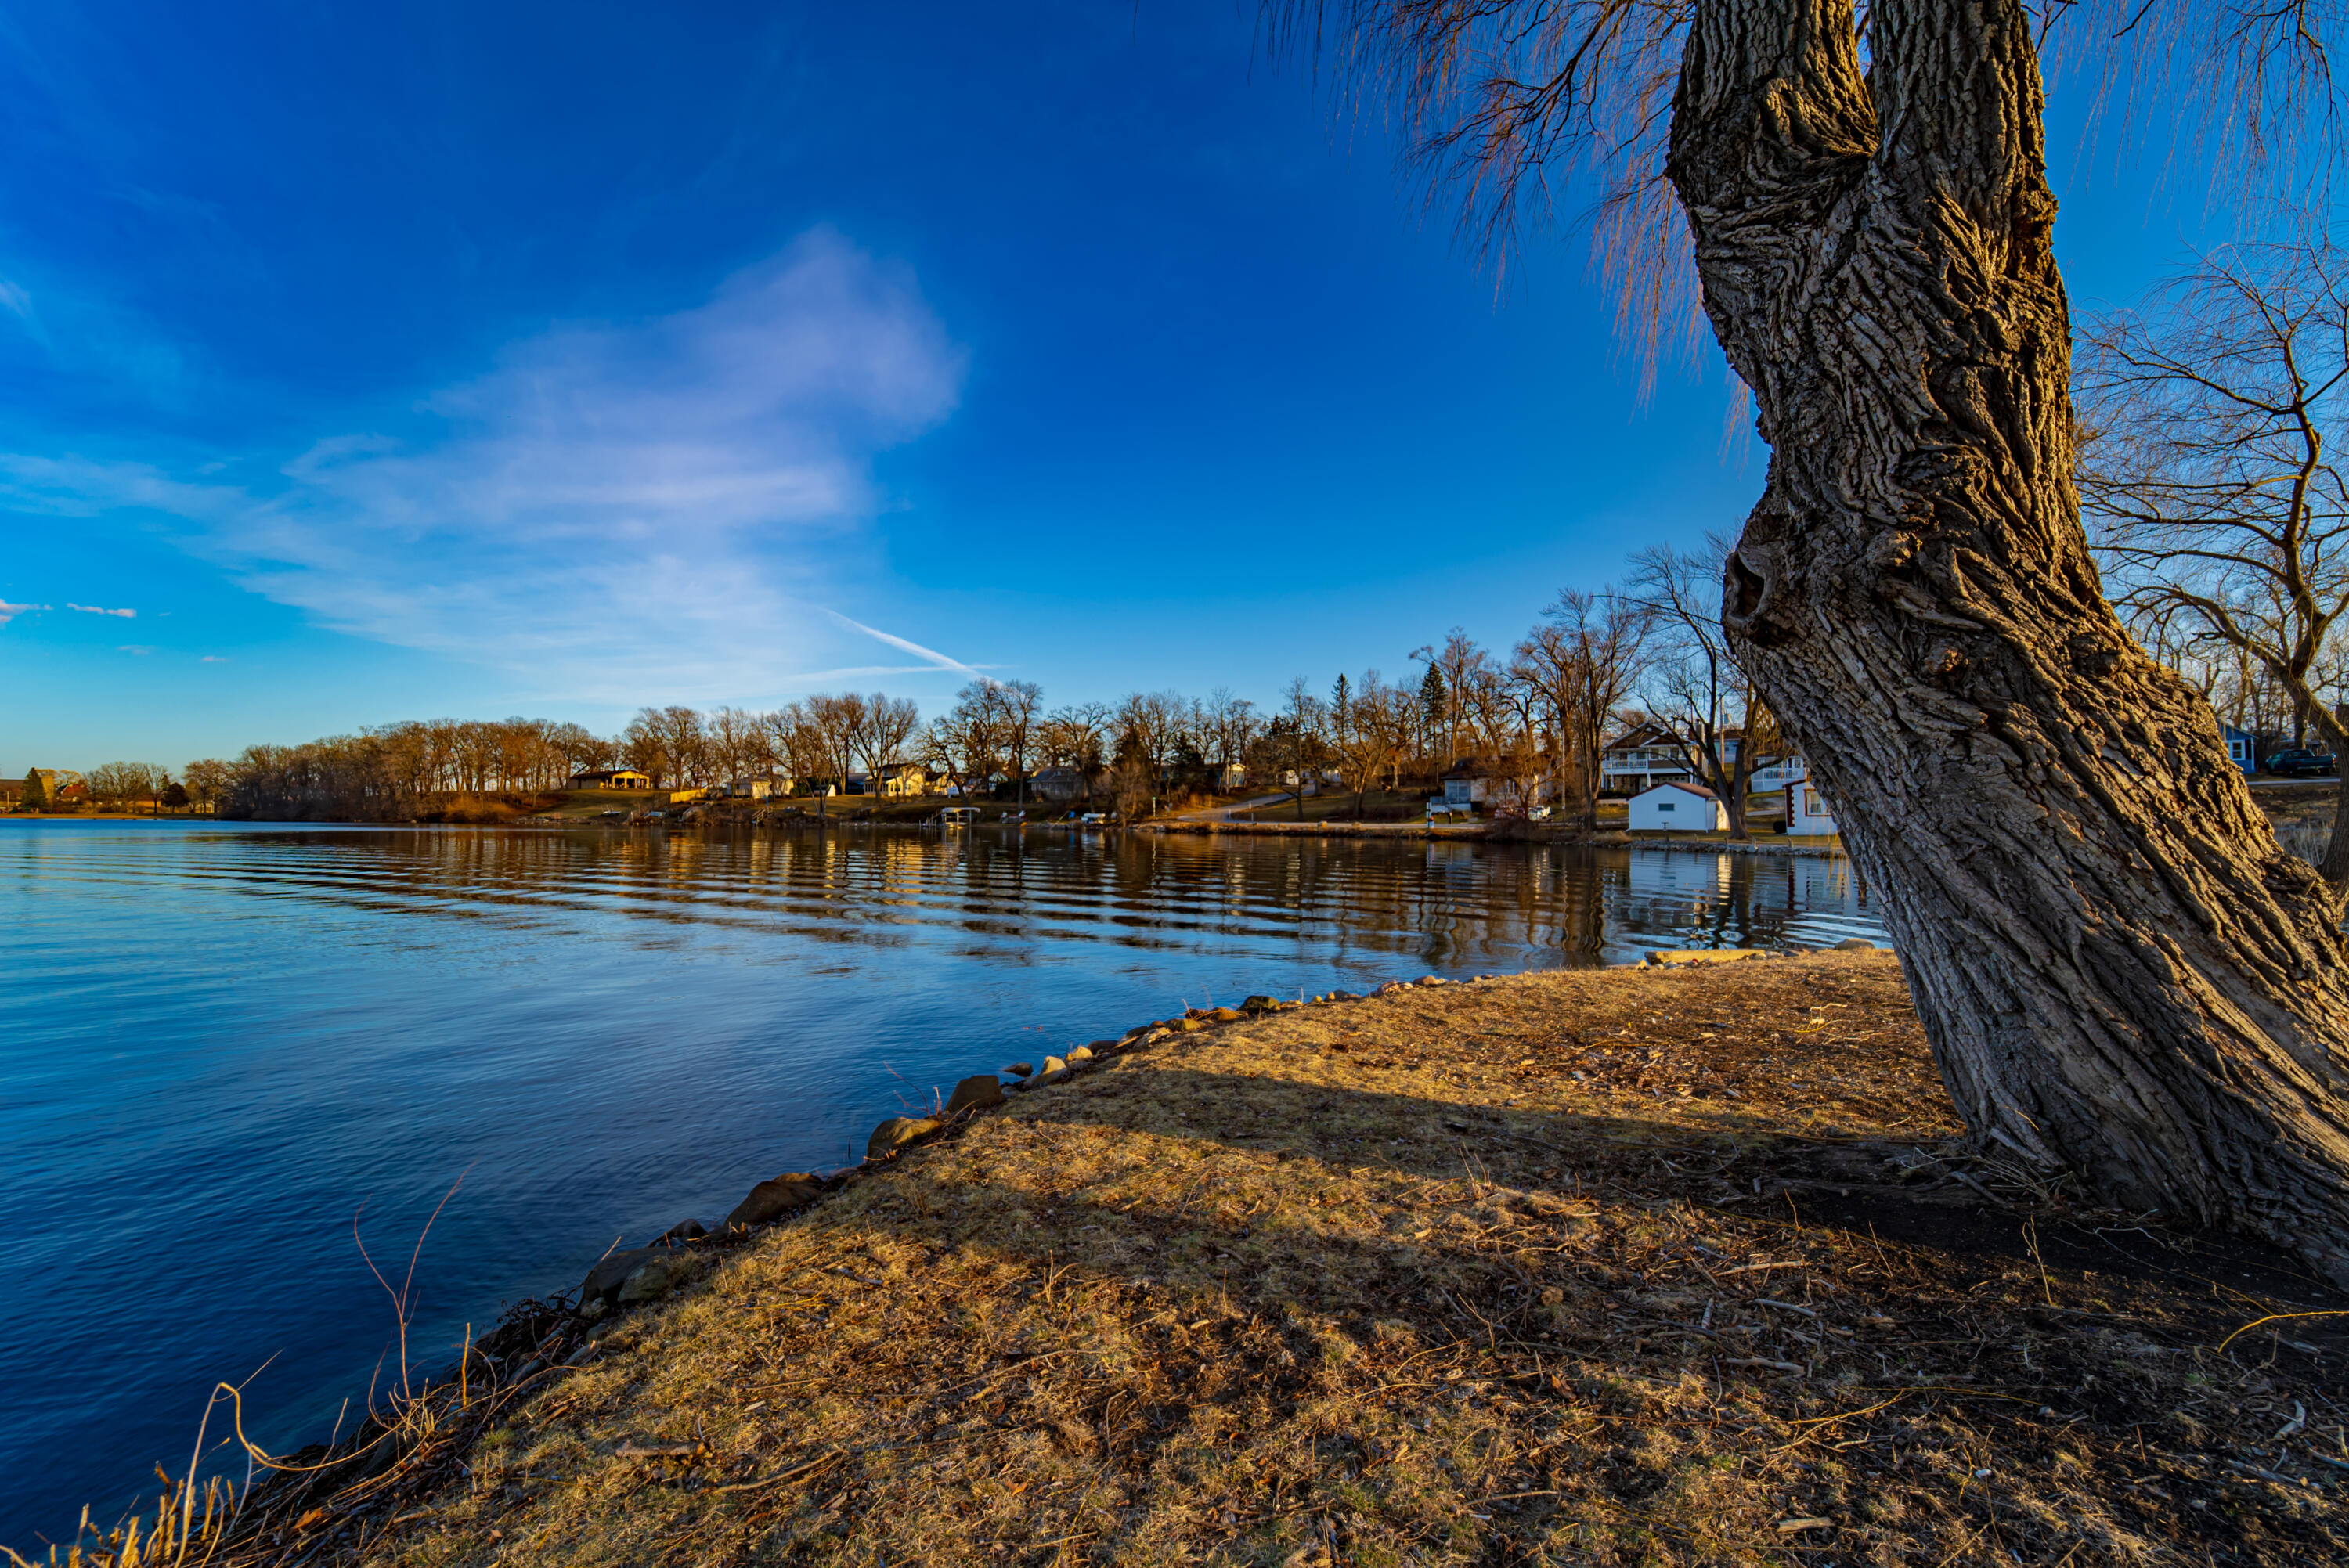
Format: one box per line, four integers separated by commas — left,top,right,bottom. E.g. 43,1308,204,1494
192,586,1685,824
58,556,1828,827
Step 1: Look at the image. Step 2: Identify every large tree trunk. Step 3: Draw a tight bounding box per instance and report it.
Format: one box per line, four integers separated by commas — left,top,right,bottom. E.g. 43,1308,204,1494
1670,0,2349,1281
1725,737,1755,842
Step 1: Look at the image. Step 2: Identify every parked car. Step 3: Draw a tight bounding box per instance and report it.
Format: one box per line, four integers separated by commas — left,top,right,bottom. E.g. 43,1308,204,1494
2263,748,2338,777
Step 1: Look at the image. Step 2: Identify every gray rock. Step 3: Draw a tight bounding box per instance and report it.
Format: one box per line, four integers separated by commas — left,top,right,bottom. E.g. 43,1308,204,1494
659,1217,708,1245
580,1246,662,1308
944,1074,1005,1118
1241,994,1281,1013
1004,1061,1034,1077
723,1173,824,1230
866,1116,942,1161
617,1256,675,1304
1027,1055,1069,1086
1833,938,1876,952
1064,1046,1095,1065
1419,975,1446,986
1088,1038,1120,1052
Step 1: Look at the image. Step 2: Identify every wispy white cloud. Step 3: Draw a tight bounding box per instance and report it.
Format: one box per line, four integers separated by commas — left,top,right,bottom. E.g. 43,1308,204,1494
116,643,152,654
200,654,229,663
0,597,46,625
0,228,965,691
67,601,135,618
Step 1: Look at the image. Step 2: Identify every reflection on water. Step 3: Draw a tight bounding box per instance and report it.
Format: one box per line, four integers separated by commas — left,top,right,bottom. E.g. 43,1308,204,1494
0,822,1875,1547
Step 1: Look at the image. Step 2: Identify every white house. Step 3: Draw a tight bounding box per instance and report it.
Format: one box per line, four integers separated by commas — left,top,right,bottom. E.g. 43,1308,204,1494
1602,723,1773,794
1749,753,1808,791
1785,779,1839,836
1629,781,1728,832
1442,757,1554,813
1442,771,1487,806
1600,721,1695,793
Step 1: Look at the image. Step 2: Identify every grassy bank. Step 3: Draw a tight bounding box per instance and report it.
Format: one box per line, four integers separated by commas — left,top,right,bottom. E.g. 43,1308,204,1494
49,957,2347,1567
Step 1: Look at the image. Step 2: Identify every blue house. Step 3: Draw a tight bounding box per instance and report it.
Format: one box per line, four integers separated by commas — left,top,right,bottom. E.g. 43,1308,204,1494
2221,722,2257,775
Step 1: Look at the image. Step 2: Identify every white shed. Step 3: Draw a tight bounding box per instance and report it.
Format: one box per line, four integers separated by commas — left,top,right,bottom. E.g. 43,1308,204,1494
1786,780,1839,836
1628,781,1727,833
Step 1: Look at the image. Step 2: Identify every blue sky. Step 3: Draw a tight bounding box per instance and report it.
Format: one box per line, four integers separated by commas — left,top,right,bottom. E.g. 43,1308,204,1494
0,2,2284,771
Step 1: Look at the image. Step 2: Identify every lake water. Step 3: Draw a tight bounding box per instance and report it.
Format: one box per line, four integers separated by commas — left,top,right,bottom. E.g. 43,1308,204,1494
0,820,1880,1551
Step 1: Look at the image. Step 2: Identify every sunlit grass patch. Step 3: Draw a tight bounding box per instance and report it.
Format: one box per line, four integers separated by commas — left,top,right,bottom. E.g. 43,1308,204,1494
42,955,2346,1567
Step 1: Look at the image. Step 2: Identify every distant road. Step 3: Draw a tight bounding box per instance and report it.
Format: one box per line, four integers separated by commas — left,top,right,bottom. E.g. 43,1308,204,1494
1169,792,1300,823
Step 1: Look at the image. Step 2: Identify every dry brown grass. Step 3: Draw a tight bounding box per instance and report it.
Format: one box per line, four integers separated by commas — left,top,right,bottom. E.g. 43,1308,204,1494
44,955,2348,1567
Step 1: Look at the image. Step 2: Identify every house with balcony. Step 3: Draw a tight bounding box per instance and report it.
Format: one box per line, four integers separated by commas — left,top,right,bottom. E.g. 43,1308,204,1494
1599,722,1698,793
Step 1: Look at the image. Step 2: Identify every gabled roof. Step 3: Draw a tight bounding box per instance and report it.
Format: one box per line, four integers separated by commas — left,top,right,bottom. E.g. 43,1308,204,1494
1633,780,1719,802
1600,719,1680,752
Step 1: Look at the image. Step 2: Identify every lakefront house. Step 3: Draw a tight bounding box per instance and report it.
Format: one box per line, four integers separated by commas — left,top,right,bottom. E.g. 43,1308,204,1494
569,768,653,791
1598,722,1695,793
1032,767,1087,804
1440,757,1553,813
1785,778,1839,836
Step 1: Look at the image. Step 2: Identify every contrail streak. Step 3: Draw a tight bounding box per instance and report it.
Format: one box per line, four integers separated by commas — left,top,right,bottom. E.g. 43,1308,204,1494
826,611,985,679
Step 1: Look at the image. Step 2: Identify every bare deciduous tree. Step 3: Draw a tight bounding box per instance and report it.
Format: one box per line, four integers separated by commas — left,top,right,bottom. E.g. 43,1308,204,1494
88,761,164,810
803,694,868,813
925,683,1008,803
2080,240,2349,891
856,694,925,784
1280,676,1325,818
1516,589,1651,835
994,681,1044,804
1037,703,1111,799
1203,687,1261,780
707,706,760,788
1329,669,1411,816
1628,535,1775,838
1113,690,1184,790
758,704,821,785
182,759,231,813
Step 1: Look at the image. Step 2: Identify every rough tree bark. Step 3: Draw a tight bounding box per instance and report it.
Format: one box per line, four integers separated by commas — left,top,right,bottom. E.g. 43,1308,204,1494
1670,0,2349,1279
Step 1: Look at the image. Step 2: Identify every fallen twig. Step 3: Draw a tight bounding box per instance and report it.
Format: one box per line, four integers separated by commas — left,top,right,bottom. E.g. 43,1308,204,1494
709,1451,843,1496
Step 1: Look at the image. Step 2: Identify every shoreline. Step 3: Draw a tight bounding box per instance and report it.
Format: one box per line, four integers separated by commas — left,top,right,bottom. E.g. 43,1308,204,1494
63,953,2344,1566
1142,819,1851,856
15,811,1852,857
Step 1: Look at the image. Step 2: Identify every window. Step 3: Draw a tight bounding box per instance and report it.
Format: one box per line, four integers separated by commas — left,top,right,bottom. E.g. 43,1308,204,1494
1657,802,1676,813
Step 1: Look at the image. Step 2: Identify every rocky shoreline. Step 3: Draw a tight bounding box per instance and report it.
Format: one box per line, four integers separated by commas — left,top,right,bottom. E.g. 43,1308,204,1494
48,950,2344,1567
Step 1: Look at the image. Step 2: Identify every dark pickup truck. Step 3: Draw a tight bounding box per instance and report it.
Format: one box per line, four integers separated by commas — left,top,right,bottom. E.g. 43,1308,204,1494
2263,748,2338,777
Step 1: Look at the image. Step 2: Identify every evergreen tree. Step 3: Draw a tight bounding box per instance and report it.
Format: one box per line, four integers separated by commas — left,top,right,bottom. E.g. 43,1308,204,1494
20,768,45,812
1419,664,1447,756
